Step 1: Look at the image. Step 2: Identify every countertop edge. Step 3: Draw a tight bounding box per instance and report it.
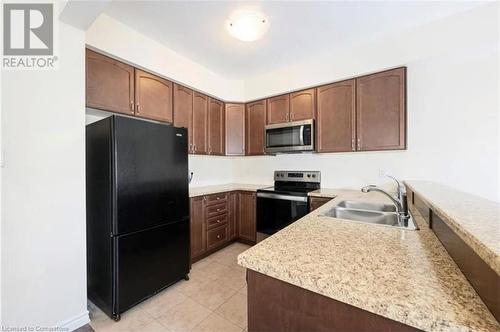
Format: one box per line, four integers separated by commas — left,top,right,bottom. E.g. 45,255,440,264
404,181,500,276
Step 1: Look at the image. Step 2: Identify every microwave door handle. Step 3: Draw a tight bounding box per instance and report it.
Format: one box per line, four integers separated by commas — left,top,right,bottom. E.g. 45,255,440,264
299,125,305,146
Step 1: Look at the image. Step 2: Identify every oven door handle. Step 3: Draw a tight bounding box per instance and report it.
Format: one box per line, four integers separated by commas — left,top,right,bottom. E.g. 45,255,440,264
257,192,308,202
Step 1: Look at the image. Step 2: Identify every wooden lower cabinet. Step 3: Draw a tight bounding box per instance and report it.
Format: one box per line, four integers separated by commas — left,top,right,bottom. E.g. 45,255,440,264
190,196,206,259
309,197,332,211
238,191,257,243
190,191,256,261
247,270,420,332
228,192,239,240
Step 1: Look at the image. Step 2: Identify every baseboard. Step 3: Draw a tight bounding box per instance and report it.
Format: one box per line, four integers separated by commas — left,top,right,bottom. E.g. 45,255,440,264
59,311,90,332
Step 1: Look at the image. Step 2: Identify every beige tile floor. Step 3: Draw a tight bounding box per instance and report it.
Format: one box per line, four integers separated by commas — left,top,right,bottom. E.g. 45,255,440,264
89,242,250,332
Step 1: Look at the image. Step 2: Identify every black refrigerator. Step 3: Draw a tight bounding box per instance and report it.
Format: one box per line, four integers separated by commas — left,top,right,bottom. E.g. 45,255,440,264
86,115,190,321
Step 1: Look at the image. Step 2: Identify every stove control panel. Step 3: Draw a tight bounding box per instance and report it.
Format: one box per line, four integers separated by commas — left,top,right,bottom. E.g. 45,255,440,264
274,171,321,183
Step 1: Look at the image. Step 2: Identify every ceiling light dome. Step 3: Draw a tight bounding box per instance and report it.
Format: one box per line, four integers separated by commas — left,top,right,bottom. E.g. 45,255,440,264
226,11,268,42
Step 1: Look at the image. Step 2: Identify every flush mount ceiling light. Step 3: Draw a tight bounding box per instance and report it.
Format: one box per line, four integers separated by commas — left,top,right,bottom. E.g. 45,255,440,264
226,11,268,42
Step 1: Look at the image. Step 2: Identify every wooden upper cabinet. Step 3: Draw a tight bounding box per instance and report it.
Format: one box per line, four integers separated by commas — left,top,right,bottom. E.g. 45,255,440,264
190,196,206,260
290,88,316,121
225,103,245,156
208,98,225,155
316,80,356,153
86,49,134,115
246,100,267,155
192,92,209,154
266,94,290,124
173,84,193,152
134,69,173,123
356,68,406,151
238,191,256,243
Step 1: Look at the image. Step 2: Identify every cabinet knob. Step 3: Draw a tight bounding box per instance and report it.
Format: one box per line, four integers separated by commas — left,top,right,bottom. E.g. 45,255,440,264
216,235,221,239
217,197,220,200
217,208,221,211
217,220,221,223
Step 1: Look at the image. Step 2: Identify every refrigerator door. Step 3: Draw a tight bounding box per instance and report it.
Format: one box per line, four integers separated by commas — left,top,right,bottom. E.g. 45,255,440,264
115,218,190,314
113,116,189,235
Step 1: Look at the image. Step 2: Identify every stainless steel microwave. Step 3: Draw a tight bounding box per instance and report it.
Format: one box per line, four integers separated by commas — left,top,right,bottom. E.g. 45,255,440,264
265,119,314,153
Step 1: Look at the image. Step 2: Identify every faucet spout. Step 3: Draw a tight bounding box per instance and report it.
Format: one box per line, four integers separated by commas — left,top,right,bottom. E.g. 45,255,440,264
361,185,404,215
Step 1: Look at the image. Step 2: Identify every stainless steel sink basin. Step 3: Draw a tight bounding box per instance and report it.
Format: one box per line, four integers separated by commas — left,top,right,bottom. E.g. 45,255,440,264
320,201,418,230
323,207,400,226
336,200,397,212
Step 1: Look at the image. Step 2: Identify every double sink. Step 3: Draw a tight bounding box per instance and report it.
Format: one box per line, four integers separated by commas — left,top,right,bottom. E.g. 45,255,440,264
321,200,418,230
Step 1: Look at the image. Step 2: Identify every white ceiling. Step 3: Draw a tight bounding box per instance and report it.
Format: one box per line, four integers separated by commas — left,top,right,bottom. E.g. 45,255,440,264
103,1,486,80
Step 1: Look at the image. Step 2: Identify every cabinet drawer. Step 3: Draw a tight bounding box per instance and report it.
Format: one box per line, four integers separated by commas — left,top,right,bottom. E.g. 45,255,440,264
207,225,229,251
206,193,228,205
207,214,228,230
206,202,228,218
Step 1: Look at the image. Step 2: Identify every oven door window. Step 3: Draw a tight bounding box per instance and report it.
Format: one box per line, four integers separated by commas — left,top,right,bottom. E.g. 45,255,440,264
257,196,308,235
266,126,302,148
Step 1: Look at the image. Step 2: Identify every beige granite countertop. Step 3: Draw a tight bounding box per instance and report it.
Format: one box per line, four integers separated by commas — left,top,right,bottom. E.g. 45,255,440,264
189,183,270,197
238,189,500,332
308,188,338,198
405,181,500,275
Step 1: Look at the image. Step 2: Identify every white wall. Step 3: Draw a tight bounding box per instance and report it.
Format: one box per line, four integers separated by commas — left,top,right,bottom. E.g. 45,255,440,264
236,3,499,202
1,21,89,330
86,14,245,102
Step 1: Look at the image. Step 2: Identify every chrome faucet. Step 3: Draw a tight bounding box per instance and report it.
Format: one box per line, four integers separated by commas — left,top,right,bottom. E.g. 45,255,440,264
385,174,404,200
361,185,404,215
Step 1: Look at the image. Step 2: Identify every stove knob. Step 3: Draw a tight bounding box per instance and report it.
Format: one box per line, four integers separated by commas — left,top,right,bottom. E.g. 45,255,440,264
307,174,311,178
312,174,316,178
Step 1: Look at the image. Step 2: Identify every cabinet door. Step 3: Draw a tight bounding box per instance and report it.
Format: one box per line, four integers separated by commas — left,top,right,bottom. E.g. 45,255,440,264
225,104,245,156
266,94,290,124
290,88,316,121
135,69,173,123
192,92,208,154
238,191,256,243
309,197,332,211
173,84,193,152
228,192,239,240
356,68,406,151
316,80,356,153
246,100,267,155
208,98,225,155
86,49,134,115
190,196,206,260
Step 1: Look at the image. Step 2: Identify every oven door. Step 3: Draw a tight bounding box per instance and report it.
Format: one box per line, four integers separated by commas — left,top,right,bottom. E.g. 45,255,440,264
265,120,314,153
256,192,309,240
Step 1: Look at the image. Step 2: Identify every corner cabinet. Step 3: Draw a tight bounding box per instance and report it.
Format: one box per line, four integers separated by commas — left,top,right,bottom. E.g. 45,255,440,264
246,100,267,155
356,68,406,151
134,69,173,123
86,49,134,115
225,104,246,156
208,98,225,155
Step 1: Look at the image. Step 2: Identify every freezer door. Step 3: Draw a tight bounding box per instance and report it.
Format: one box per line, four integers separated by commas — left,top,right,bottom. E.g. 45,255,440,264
114,116,189,235
115,218,190,314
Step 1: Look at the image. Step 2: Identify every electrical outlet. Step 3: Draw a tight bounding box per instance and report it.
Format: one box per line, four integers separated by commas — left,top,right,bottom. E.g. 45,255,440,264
378,169,387,177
